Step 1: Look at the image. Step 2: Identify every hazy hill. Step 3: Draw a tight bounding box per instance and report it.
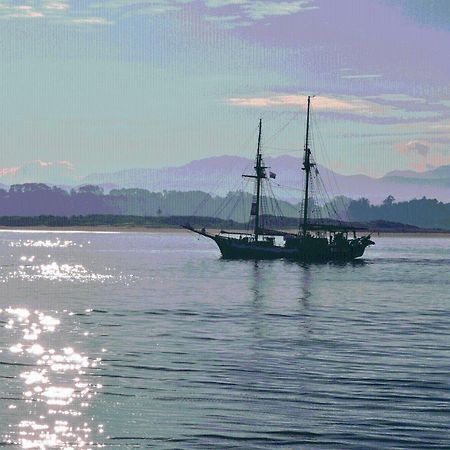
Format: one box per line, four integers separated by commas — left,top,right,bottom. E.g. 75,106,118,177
84,155,450,204
385,165,450,181
2,156,450,203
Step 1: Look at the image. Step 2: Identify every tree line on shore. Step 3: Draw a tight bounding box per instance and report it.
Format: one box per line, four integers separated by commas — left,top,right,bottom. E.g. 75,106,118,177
348,195,450,230
0,183,449,230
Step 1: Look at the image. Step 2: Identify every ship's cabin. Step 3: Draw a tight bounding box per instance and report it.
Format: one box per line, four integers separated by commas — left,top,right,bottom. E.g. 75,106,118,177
219,231,279,247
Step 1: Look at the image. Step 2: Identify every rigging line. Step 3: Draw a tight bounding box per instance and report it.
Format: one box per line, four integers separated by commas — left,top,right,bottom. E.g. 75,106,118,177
263,184,272,225
269,184,299,214
264,145,302,152
311,111,349,221
266,180,280,217
240,178,249,223
273,182,304,193
314,172,344,223
264,188,273,226
308,110,344,222
220,188,249,220
266,189,274,220
226,180,250,222
270,180,303,211
192,123,260,217
267,180,286,220
212,159,256,218
263,183,273,228
262,110,303,147
258,111,287,126
239,182,247,224
192,171,237,217
272,188,299,215
313,162,344,218
192,191,213,216
226,194,243,222
263,147,302,157
260,182,267,229
214,187,243,219
249,175,258,231
311,169,333,212
313,117,338,201
236,122,261,159
192,156,253,216
268,184,278,218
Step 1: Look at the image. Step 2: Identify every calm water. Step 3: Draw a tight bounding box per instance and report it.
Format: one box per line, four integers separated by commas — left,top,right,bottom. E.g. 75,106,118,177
0,231,449,449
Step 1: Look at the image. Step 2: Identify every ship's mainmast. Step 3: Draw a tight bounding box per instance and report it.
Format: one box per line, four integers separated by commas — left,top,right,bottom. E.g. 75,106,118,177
302,96,315,236
243,118,266,241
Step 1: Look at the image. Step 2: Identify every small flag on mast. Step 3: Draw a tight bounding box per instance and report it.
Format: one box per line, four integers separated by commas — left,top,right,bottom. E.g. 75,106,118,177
250,202,257,215
269,172,276,179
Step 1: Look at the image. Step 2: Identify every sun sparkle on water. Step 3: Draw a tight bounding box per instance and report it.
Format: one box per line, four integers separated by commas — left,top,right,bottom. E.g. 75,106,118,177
1,307,105,449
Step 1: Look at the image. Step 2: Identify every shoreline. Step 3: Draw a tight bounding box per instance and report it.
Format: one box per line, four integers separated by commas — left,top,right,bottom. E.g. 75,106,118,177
0,225,449,237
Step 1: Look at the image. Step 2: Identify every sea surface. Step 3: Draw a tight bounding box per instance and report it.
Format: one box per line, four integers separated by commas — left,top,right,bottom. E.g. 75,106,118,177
0,230,449,449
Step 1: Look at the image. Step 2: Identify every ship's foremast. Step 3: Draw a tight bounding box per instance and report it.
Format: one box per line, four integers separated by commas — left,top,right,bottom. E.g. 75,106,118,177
243,118,266,241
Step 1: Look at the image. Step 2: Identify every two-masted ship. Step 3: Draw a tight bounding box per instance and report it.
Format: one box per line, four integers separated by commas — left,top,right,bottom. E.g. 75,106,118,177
184,96,374,261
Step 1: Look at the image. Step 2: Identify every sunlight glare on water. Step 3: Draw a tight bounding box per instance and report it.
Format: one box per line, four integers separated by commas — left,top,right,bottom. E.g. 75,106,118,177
2,306,104,449
1,231,449,449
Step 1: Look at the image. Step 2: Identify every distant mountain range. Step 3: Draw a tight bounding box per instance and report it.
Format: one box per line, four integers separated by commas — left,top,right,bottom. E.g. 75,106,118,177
1,156,450,204
83,155,450,203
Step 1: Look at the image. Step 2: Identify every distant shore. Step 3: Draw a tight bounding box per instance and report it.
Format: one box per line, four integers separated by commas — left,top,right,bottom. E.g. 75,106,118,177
1,214,449,236
0,225,449,237
0,225,182,233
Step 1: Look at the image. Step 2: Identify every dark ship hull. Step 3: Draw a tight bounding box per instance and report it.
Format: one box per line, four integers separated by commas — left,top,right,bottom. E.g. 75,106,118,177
215,235,297,259
184,226,374,261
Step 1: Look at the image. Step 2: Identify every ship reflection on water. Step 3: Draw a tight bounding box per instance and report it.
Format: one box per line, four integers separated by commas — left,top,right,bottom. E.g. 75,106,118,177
1,307,105,449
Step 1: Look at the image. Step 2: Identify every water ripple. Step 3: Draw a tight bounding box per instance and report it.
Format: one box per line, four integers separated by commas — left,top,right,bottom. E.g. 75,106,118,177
1,307,104,449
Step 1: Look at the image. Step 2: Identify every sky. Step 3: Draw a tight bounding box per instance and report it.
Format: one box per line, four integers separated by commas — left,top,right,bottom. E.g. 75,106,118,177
0,0,449,177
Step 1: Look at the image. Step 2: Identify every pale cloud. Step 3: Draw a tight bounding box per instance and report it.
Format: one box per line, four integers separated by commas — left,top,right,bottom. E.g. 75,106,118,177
45,2,69,10
243,1,317,20
204,14,241,21
0,166,19,177
204,14,251,29
393,140,450,171
227,94,381,116
432,120,450,131
205,0,247,6
0,1,67,19
35,159,76,170
206,0,317,21
368,93,426,103
395,140,431,157
88,0,315,22
90,0,188,15
71,17,113,25
0,3,42,19
0,0,315,24
396,116,450,136
426,152,450,169
0,0,114,24
227,93,450,125
341,74,383,80
338,68,383,81
10,10,44,18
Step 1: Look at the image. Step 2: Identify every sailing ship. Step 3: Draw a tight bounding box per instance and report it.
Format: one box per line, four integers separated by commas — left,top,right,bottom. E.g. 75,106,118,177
183,96,374,261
